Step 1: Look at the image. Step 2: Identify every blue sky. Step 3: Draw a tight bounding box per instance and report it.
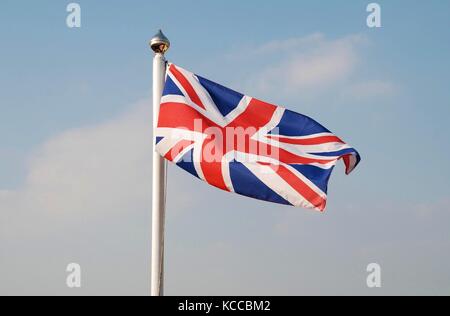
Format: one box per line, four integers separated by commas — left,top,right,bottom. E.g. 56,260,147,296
1,0,450,295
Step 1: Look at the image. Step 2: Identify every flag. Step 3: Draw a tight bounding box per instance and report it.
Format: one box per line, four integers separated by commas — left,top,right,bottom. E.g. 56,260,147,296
155,64,360,212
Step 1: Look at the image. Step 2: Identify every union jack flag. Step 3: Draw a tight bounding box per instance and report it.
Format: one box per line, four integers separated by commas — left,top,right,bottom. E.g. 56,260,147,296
156,64,360,212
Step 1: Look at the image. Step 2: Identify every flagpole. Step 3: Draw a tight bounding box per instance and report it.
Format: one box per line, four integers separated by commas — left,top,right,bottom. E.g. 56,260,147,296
150,29,170,297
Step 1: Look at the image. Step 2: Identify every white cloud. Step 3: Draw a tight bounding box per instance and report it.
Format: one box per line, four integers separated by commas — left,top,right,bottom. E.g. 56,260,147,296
0,99,197,240
242,34,368,96
1,101,150,222
26,102,151,217
218,33,395,104
0,190,12,199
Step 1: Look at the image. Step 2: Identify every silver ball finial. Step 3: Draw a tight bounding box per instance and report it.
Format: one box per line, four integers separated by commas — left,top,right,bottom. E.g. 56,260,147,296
150,29,170,54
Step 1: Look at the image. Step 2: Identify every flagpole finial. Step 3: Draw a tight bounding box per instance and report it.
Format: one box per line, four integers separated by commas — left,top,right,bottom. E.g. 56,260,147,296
150,29,170,54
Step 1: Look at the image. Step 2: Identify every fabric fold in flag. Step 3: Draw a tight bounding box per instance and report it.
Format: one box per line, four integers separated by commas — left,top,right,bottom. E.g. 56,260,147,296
155,63,361,212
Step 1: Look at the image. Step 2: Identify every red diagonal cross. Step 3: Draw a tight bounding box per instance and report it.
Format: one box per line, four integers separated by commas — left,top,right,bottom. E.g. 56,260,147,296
158,99,334,192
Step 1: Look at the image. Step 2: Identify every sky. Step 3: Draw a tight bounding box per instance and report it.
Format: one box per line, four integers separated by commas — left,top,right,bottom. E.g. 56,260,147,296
0,0,450,295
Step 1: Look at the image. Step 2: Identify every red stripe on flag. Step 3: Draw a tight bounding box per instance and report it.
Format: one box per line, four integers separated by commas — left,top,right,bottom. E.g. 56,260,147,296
228,98,277,131
158,102,215,131
342,154,352,175
267,135,344,145
200,139,229,192
158,103,334,165
169,65,206,110
247,140,335,165
260,163,326,211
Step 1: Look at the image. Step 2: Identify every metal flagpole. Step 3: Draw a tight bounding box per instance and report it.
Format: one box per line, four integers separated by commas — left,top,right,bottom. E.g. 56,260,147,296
150,29,170,297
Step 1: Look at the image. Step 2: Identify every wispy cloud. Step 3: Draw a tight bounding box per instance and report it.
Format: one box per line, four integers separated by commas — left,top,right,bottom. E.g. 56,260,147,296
239,34,368,97
1,101,150,223
0,99,201,230
219,33,398,106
